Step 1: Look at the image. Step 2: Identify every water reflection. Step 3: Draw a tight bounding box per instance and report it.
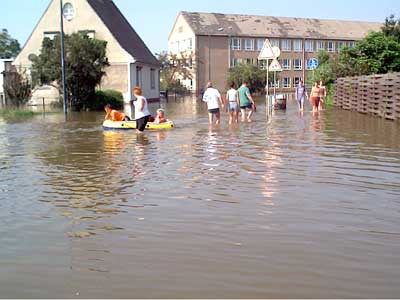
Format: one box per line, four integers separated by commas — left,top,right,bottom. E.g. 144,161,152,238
1,97,400,298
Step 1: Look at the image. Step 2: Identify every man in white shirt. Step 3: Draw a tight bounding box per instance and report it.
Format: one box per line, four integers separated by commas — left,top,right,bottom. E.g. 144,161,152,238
202,82,225,125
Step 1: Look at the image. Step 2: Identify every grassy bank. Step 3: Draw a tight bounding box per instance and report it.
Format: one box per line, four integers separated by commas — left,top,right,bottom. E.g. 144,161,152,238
0,108,40,119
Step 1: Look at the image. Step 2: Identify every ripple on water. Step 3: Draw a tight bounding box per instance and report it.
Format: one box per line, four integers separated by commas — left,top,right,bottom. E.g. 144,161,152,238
0,99,400,298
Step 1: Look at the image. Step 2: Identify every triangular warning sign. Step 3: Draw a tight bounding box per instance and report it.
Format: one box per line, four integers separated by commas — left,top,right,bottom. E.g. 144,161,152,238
268,58,282,72
258,39,275,60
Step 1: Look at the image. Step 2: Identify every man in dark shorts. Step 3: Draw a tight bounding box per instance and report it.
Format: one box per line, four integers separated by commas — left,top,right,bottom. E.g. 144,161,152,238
238,81,256,122
202,82,225,125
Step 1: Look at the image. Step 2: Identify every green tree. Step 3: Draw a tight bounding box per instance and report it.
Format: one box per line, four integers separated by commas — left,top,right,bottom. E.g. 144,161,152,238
382,14,400,40
0,29,20,59
227,63,267,92
30,33,109,110
157,51,195,93
4,67,31,106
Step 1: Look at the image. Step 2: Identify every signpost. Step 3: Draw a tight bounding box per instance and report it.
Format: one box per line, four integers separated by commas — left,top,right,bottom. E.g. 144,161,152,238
258,39,281,110
308,58,319,82
258,39,274,99
60,0,67,118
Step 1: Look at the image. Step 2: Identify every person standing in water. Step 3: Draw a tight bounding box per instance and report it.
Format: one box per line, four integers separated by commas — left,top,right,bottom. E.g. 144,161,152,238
226,82,240,124
238,81,256,122
133,87,151,133
319,80,327,110
202,82,224,125
295,80,308,112
310,81,320,113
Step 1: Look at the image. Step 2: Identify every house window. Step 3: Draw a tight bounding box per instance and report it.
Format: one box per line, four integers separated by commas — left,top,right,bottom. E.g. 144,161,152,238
244,39,254,51
258,60,268,70
348,41,355,49
231,38,241,50
282,39,291,51
78,30,96,39
337,41,345,51
269,79,279,88
150,69,156,90
282,77,291,88
44,31,60,40
187,38,193,50
293,77,302,87
293,59,302,70
316,41,324,51
305,40,314,52
281,58,291,70
270,39,280,48
327,41,335,52
230,58,241,68
293,40,302,52
136,66,142,87
257,39,265,51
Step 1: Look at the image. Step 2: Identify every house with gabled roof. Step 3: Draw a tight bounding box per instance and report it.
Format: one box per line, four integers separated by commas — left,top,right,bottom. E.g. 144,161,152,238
14,0,160,103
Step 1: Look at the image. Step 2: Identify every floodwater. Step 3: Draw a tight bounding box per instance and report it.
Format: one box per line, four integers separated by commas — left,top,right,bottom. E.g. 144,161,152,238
1,97,400,298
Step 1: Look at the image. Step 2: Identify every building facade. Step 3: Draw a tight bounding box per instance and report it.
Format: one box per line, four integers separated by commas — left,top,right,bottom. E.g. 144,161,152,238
168,12,382,93
14,0,160,103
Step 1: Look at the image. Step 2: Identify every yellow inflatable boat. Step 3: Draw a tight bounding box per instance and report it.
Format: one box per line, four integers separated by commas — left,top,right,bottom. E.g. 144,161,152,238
103,119,175,130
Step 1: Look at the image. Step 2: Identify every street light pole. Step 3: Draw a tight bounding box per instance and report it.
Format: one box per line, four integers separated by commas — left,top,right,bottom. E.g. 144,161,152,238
60,0,67,118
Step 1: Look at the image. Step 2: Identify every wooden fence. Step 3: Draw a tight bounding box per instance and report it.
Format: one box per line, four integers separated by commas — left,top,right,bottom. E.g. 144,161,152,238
334,72,400,121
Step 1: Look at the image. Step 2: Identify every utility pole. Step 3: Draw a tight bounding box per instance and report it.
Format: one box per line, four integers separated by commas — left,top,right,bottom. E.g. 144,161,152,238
60,0,68,118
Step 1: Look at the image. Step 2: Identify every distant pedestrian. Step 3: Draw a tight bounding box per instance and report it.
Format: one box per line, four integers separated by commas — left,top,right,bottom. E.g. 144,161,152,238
295,80,308,112
319,80,327,110
310,81,320,113
202,82,224,125
225,82,240,124
238,81,256,122
133,87,151,133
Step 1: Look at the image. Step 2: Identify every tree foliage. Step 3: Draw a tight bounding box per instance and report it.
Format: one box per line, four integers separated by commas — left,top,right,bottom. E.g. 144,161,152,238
227,63,267,92
0,29,20,59
382,14,400,40
157,51,195,92
4,67,31,106
30,33,109,110
310,17,400,87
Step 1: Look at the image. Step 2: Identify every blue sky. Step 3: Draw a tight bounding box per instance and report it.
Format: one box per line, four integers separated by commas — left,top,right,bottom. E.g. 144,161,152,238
1,0,400,54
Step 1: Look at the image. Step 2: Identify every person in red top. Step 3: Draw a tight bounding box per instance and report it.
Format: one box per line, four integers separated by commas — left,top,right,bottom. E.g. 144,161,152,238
104,104,130,121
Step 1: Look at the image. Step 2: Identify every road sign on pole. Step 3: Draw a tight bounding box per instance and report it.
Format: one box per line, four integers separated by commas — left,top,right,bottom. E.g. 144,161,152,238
308,58,319,70
258,39,275,60
268,59,282,72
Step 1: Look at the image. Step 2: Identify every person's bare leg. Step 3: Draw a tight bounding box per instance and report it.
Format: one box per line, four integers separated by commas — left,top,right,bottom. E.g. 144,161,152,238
229,112,233,125
208,113,213,125
241,109,246,122
235,111,239,123
247,109,254,122
215,112,221,125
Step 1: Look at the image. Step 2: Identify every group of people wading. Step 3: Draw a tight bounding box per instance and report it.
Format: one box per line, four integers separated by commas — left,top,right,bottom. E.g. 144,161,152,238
202,81,257,125
296,80,327,113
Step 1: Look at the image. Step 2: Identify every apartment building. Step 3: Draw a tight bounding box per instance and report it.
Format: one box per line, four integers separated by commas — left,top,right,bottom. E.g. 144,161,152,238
168,12,381,93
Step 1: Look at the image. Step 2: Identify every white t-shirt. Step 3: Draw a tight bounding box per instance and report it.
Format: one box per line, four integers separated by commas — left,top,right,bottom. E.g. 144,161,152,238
134,96,151,119
202,88,221,110
227,89,238,102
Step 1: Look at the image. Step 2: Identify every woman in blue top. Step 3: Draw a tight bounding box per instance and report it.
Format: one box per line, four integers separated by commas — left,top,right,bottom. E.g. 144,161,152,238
295,80,308,112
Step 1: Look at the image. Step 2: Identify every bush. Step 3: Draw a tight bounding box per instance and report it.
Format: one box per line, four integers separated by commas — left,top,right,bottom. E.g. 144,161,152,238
90,89,124,111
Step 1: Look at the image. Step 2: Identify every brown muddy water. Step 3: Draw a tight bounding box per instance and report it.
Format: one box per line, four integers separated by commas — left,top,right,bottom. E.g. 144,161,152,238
1,97,400,298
